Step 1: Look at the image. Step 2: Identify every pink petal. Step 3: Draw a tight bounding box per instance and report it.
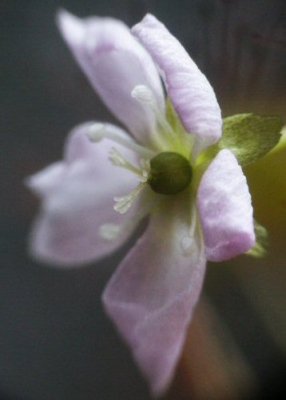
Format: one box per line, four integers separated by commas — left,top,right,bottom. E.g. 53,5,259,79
27,123,139,267
57,10,164,143
103,200,206,395
132,14,222,150
197,149,255,262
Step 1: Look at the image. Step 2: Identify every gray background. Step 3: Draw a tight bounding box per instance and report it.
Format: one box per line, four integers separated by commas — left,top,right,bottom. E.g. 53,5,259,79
1,0,286,399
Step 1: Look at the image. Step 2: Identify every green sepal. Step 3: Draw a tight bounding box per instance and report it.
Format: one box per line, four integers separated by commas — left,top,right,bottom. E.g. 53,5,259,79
220,113,283,166
247,221,268,258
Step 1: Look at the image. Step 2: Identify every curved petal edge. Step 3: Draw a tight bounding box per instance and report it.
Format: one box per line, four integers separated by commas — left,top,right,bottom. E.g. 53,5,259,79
28,123,139,267
132,14,222,150
103,201,206,395
197,149,255,262
57,10,164,142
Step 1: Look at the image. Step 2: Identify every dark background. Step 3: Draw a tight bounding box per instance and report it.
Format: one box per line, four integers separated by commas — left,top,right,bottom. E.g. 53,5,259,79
1,0,286,399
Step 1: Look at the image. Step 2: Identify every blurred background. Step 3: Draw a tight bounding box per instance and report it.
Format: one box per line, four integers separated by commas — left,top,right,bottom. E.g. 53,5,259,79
1,0,286,399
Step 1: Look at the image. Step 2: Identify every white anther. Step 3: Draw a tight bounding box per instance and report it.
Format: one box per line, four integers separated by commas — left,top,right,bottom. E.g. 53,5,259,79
131,85,156,106
99,224,121,240
87,123,105,142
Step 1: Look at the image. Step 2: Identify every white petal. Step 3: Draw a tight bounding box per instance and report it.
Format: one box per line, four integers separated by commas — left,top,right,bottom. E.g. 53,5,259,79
103,199,206,395
28,123,140,266
57,10,165,143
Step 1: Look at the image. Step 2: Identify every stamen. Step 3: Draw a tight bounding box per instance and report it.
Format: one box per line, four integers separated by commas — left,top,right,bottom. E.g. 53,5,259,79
114,183,145,214
99,194,157,241
132,85,174,137
88,123,154,159
109,147,143,177
180,205,199,256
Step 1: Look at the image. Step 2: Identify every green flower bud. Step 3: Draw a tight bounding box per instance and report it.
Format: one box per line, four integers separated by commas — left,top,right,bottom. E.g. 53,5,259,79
148,152,192,195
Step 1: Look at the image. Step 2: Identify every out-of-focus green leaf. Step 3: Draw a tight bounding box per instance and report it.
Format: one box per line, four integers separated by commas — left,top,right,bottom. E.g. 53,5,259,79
220,114,283,166
245,129,286,232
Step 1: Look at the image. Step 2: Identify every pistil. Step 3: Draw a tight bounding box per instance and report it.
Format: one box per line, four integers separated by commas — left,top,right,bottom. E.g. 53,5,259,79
148,152,193,195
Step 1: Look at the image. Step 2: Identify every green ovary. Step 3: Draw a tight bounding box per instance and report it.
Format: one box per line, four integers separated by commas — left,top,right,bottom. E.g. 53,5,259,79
148,152,193,195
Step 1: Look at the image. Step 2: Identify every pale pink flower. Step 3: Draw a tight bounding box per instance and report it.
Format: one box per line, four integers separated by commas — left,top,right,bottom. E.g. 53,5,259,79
27,12,255,396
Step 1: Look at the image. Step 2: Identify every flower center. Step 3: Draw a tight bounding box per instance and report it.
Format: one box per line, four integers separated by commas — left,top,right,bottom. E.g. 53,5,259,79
148,152,192,195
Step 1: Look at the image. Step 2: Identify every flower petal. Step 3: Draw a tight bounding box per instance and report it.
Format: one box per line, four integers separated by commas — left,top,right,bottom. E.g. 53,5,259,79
197,149,255,262
132,14,222,150
103,199,206,395
57,10,164,143
27,123,140,267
